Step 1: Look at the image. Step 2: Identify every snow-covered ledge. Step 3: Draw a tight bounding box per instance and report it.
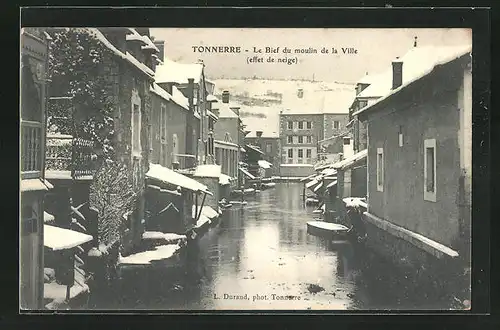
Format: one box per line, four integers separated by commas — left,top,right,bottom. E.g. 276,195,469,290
363,212,459,260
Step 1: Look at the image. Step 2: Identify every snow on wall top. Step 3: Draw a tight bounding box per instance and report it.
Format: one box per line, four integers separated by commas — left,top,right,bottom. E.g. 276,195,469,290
194,164,222,178
126,28,159,53
150,82,172,101
155,57,203,84
355,44,472,113
147,163,211,195
44,225,93,251
84,28,155,79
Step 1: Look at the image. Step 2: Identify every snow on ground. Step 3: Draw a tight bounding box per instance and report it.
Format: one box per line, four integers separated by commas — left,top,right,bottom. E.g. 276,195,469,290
118,243,182,265
44,266,89,310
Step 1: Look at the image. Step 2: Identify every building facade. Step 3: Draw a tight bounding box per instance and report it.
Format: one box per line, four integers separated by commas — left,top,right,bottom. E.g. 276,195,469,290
20,27,52,310
357,46,472,291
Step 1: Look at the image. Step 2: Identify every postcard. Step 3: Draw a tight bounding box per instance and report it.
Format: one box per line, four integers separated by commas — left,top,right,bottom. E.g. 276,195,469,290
20,25,473,312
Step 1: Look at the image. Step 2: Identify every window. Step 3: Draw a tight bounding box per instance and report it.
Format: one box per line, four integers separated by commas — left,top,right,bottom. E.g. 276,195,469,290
298,149,303,158
298,121,304,129
287,136,293,144
287,148,294,164
298,136,304,144
306,136,312,144
306,121,312,129
333,121,340,129
424,139,437,202
160,103,167,143
131,102,142,158
287,121,293,130
172,134,179,164
376,147,384,192
306,149,312,159
266,143,272,153
359,100,368,109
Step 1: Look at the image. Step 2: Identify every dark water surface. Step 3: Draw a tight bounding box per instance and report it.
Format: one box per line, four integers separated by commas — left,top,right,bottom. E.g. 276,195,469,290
98,183,455,311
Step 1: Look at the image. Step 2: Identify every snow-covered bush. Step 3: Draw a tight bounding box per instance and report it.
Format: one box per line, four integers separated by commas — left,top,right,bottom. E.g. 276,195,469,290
48,28,116,162
90,160,138,245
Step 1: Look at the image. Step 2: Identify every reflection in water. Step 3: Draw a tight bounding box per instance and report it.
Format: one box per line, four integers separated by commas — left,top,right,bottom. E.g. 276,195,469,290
107,183,451,310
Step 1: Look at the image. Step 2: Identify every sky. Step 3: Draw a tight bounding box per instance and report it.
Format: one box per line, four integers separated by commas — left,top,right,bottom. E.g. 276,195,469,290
150,28,471,83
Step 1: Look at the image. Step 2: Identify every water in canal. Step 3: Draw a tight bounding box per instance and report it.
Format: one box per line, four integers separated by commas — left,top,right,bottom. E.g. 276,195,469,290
100,182,455,311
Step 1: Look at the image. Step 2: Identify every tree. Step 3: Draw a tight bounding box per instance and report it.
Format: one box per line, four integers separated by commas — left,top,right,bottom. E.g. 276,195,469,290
90,160,138,245
48,28,116,161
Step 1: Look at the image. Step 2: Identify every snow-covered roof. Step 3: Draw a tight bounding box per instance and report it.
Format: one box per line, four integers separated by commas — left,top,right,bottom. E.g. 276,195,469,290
194,164,221,178
214,139,239,149
192,205,219,220
44,225,93,251
207,110,218,120
258,160,273,169
219,174,232,185
171,85,189,110
239,167,256,180
207,94,218,102
83,28,155,79
280,85,355,115
44,211,55,223
147,163,212,195
343,197,367,208
213,103,239,118
326,180,338,189
155,57,204,84
20,178,53,192
118,244,182,265
331,149,367,170
150,83,171,101
280,164,314,167
354,44,472,116
246,144,264,155
126,28,159,53
241,107,280,138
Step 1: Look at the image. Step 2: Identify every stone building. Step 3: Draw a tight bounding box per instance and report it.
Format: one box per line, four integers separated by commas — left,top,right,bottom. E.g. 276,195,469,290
278,85,355,176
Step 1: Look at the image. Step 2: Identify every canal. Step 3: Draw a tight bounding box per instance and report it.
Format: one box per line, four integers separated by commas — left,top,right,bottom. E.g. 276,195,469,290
100,182,455,311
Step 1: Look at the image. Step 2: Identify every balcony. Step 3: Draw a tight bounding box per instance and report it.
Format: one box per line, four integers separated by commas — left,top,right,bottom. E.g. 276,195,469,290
21,120,43,179
46,134,95,180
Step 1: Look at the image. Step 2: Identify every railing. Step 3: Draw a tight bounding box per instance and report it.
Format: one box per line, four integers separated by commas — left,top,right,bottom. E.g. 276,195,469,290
21,121,43,178
46,134,95,179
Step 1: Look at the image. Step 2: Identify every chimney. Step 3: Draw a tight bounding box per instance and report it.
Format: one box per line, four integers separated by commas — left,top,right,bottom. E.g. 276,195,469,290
161,82,173,94
222,90,230,103
392,57,403,90
413,36,418,48
230,106,240,116
297,88,304,98
256,131,263,138
153,40,165,62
